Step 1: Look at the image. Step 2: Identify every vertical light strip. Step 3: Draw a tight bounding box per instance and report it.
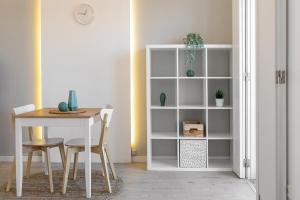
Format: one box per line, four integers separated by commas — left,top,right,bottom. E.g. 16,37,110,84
130,0,135,148
34,0,42,139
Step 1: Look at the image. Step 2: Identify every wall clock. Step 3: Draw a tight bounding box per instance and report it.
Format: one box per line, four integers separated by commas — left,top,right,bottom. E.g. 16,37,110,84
74,4,94,25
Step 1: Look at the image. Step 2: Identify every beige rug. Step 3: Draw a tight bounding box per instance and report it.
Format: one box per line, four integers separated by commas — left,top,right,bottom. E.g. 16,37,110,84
0,169,122,199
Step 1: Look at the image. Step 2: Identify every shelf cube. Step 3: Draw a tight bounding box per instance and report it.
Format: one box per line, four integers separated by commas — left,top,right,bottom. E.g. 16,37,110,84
180,140,207,168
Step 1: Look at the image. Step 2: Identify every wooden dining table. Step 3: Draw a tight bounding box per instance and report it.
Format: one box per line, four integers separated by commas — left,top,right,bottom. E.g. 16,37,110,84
14,108,101,198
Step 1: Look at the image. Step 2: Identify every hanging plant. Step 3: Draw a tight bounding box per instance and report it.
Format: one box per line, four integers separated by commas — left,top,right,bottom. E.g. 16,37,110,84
183,33,204,77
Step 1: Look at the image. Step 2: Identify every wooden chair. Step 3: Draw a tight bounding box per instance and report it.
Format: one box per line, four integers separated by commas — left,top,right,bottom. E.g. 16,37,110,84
6,104,66,193
62,106,117,194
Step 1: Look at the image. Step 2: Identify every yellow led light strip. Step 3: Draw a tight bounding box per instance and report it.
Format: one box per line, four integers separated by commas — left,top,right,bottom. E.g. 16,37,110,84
130,0,136,148
34,0,42,139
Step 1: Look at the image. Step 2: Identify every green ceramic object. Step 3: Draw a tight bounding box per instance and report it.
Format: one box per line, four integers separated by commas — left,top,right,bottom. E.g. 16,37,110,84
68,90,78,111
186,69,195,77
58,102,68,112
160,93,166,106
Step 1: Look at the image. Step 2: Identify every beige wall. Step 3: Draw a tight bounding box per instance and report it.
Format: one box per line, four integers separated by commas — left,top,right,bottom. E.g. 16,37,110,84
0,0,36,156
0,0,232,159
42,0,131,162
133,0,232,156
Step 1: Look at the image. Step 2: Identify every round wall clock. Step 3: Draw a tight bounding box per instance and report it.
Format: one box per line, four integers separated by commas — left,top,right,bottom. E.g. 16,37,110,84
74,4,94,25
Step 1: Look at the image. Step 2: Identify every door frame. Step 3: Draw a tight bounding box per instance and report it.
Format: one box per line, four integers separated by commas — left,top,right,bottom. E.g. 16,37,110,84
245,0,257,181
275,0,287,199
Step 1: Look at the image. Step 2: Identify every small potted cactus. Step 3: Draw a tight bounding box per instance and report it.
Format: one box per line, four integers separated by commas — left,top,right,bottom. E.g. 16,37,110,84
215,89,224,107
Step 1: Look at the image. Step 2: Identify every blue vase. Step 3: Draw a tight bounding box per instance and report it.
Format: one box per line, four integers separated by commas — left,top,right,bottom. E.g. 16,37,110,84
68,90,78,111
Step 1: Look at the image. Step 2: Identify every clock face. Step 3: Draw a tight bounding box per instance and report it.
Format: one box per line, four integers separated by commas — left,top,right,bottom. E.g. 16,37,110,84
74,4,94,25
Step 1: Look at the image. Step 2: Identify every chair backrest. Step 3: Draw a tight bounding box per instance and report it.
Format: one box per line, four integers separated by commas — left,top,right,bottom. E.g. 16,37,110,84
13,104,35,140
99,105,114,148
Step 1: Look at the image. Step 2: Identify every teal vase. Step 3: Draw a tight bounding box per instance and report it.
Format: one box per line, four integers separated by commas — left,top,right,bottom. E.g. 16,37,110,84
160,93,166,106
186,69,195,77
58,102,68,112
68,90,78,111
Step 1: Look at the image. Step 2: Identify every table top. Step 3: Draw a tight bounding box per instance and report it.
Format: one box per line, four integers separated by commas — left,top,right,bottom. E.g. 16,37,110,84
15,108,101,119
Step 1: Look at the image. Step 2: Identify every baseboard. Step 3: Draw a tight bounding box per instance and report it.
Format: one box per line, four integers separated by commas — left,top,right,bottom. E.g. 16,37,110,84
0,155,141,163
0,156,42,162
208,156,231,160
130,156,229,163
132,156,146,163
287,184,293,200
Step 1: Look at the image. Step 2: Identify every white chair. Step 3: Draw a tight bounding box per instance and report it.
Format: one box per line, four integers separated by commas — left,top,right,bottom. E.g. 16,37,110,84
6,104,66,193
62,106,117,194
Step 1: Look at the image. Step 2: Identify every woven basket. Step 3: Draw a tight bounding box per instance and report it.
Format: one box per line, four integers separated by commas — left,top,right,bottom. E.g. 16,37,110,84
180,140,207,168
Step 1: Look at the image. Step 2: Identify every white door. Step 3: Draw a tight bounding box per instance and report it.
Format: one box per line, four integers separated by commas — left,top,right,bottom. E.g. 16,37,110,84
245,0,256,181
257,0,287,199
232,0,246,179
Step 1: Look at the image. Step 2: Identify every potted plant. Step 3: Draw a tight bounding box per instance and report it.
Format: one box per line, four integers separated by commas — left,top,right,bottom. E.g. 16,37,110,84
183,33,204,77
215,89,224,107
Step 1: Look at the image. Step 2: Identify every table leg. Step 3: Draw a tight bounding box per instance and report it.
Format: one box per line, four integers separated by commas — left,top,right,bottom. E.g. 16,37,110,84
15,119,23,197
85,120,92,198
43,127,49,175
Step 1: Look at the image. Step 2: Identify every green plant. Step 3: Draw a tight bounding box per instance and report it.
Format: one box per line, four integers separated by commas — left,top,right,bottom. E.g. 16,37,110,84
215,89,224,99
183,33,204,76
183,33,204,47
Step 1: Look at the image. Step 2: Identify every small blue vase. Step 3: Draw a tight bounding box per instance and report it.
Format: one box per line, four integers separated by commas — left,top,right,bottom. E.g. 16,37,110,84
68,90,78,111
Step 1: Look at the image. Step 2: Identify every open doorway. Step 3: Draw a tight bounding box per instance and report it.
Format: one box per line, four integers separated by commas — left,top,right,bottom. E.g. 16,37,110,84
232,0,257,192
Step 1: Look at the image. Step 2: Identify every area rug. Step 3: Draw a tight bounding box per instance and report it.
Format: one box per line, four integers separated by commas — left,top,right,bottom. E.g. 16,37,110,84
0,169,122,200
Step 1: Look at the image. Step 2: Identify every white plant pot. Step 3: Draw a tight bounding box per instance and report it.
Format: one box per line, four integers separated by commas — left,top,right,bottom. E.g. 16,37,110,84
216,98,224,107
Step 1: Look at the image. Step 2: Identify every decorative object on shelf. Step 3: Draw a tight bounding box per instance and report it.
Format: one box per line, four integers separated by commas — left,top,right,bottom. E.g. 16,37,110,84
183,121,205,137
58,102,68,112
186,69,195,77
68,90,78,111
183,33,204,77
215,89,224,107
180,140,207,168
160,92,166,106
74,4,94,25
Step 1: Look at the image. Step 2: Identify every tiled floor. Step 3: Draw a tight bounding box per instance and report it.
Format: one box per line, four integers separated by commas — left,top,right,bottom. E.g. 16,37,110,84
0,162,256,200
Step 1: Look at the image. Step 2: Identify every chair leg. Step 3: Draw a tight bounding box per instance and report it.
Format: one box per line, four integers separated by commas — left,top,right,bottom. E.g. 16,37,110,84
6,156,16,192
26,151,33,178
59,144,66,169
73,152,79,180
62,148,72,194
105,146,117,180
100,148,112,193
44,148,54,193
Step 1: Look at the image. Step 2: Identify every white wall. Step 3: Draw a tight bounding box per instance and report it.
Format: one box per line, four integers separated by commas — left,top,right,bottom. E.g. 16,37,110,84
42,0,131,163
288,0,300,199
0,0,36,156
134,0,232,156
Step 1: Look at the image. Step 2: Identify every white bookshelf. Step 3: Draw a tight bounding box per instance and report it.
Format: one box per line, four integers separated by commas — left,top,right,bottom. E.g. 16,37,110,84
147,44,233,171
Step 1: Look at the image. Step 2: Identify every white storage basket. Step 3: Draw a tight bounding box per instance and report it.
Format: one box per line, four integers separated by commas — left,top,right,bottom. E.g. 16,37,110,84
180,140,207,168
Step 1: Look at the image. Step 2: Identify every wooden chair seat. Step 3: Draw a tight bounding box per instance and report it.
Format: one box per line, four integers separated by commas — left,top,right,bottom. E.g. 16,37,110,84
23,138,64,147
65,138,98,148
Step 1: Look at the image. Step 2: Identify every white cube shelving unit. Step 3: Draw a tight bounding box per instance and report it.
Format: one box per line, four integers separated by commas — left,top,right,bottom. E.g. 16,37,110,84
147,44,233,171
